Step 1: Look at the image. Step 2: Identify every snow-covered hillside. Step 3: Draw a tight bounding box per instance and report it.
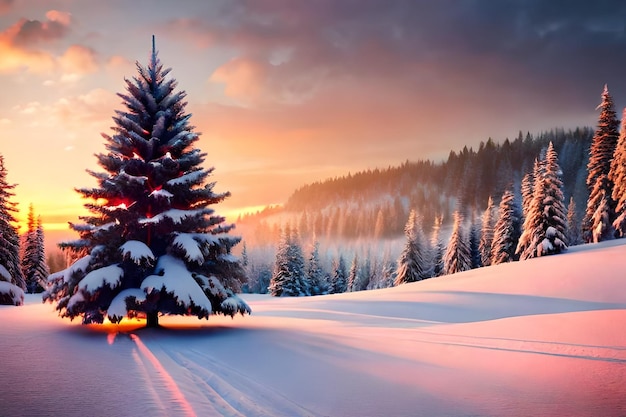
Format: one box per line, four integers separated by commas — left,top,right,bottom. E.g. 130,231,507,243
2,240,626,416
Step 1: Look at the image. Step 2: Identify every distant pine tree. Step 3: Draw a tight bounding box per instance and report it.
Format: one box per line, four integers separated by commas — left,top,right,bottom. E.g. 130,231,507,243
517,142,567,259
21,205,48,293
443,211,471,275
479,197,495,267
347,255,359,292
394,210,431,285
469,218,482,269
330,255,348,293
610,108,626,237
307,240,327,295
583,85,619,242
269,226,307,296
491,189,521,265
430,215,445,277
566,197,582,246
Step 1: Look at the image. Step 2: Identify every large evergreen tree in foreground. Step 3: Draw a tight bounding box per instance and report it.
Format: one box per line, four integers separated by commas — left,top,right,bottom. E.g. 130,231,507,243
44,39,250,326
0,155,25,305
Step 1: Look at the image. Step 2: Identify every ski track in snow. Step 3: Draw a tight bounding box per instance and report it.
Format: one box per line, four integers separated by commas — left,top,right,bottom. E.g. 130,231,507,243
137,335,320,417
129,333,196,417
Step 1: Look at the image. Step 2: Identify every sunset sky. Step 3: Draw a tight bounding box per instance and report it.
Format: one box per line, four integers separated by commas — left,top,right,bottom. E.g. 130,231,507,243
1,0,626,247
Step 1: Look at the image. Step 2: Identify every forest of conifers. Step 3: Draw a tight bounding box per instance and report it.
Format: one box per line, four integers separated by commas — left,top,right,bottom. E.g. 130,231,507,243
239,127,592,245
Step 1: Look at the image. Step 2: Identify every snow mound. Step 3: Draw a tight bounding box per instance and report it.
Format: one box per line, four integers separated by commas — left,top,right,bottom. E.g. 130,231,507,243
78,264,124,294
0,281,24,305
141,255,212,317
107,288,147,321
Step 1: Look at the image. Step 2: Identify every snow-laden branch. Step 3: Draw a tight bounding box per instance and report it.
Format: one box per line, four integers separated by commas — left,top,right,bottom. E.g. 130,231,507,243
139,208,206,225
141,255,212,316
119,240,155,265
166,169,206,186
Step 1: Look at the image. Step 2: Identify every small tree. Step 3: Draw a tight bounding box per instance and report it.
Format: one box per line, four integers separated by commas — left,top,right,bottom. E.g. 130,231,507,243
347,255,359,292
430,215,445,277
479,196,495,267
21,205,49,293
269,225,307,296
394,210,431,285
566,197,582,246
329,255,348,294
44,39,250,326
443,211,471,275
491,189,521,265
306,240,327,295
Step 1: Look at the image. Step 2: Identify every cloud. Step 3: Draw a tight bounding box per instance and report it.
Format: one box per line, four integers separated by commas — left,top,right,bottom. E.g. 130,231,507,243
58,44,98,80
10,10,72,46
0,10,74,74
52,88,119,128
181,0,626,111
0,0,13,15
210,57,266,101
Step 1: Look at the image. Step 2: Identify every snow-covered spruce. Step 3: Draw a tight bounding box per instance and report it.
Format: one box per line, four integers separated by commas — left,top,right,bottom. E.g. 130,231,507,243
21,205,49,294
394,209,431,285
0,154,25,305
516,142,567,259
582,85,619,243
43,38,250,326
610,108,626,237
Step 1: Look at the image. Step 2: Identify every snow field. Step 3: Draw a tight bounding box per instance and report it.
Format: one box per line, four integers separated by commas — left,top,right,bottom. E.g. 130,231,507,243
1,239,626,416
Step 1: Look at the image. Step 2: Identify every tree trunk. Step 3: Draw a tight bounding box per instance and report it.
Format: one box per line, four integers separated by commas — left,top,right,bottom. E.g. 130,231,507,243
146,311,159,328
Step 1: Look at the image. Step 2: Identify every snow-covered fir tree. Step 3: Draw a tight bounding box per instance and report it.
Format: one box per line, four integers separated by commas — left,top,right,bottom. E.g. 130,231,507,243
443,211,471,275
610,108,626,237
329,255,348,294
21,205,48,293
520,170,535,222
357,250,372,291
491,189,521,265
43,39,250,326
0,154,25,305
269,225,307,296
516,142,567,259
394,210,431,285
468,218,482,269
582,85,619,243
380,253,397,289
347,255,359,292
479,196,495,267
306,239,327,295
516,158,544,258
566,197,582,246
430,215,445,277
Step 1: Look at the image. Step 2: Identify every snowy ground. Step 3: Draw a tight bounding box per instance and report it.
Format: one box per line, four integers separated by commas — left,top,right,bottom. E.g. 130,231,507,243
2,240,626,417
